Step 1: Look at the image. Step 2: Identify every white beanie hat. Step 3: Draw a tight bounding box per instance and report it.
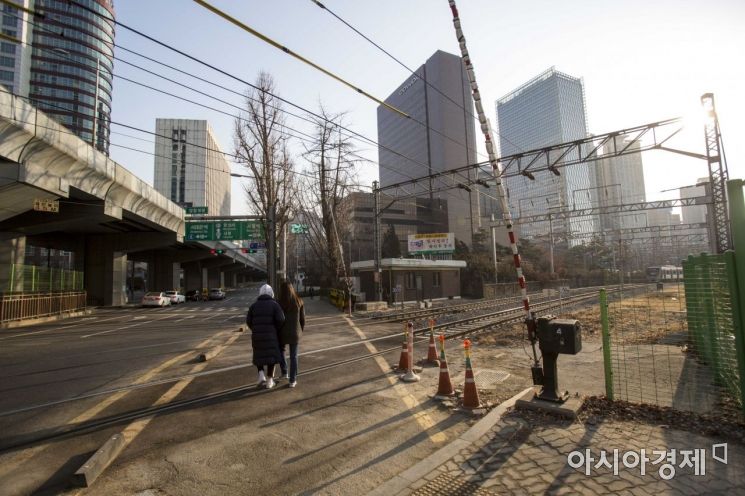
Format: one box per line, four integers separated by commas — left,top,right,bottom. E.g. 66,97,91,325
259,284,274,298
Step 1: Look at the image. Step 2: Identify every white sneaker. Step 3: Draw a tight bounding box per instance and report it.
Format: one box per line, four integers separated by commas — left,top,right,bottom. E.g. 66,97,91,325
289,381,297,388
257,370,266,387
265,378,275,389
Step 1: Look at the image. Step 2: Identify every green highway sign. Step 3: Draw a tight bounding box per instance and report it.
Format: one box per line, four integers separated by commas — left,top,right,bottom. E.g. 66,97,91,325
185,206,208,215
186,220,264,241
290,223,309,234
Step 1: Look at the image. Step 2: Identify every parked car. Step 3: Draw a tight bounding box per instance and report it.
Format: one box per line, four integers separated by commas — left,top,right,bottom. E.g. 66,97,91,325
208,288,225,300
141,291,171,307
165,291,186,304
185,289,203,301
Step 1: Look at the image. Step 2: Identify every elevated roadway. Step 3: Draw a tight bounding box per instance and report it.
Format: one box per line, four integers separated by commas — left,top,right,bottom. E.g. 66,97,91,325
0,92,264,305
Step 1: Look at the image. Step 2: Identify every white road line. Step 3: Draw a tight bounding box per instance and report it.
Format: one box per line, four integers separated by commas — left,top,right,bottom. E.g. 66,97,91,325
0,315,124,341
343,316,447,444
81,314,173,338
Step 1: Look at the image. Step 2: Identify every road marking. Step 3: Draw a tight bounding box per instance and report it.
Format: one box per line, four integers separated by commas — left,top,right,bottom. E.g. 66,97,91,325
343,317,446,444
81,314,173,338
0,330,233,480
0,316,123,341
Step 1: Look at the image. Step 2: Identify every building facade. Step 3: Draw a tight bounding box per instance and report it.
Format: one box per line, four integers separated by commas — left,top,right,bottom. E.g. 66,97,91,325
496,67,598,245
595,137,648,233
377,50,487,247
153,119,231,216
0,0,116,153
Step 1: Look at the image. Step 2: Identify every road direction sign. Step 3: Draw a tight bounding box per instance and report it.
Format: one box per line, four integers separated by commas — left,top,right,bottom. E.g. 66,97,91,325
249,241,266,250
185,206,208,215
290,223,309,234
186,220,265,241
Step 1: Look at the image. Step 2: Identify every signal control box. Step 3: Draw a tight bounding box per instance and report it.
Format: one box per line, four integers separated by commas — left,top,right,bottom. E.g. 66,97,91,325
536,316,582,355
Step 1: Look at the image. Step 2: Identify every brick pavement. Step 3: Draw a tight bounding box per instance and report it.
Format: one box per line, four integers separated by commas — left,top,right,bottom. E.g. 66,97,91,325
401,410,744,495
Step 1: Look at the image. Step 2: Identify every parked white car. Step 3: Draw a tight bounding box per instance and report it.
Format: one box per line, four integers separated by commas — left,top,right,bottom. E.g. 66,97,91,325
165,291,186,304
141,292,171,307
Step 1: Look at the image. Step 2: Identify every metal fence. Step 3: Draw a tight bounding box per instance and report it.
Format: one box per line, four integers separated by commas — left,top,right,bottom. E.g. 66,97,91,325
600,281,743,420
2,264,84,292
0,291,87,323
599,180,745,421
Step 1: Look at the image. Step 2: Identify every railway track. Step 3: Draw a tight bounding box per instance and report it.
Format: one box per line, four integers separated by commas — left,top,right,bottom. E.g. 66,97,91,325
0,284,652,451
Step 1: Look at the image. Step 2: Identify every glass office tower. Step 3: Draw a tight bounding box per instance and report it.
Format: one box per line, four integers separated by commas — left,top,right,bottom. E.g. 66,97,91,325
496,67,598,244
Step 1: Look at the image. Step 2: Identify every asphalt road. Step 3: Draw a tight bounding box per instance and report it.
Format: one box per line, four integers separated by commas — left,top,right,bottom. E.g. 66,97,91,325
0,288,468,495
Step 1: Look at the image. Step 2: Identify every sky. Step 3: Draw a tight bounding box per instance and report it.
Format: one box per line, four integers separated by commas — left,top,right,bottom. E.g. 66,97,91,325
109,0,745,215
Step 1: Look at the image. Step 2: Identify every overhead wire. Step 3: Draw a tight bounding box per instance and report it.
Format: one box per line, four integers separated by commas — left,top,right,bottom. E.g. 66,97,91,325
55,0,493,199
307,0,526,157
11,1,505,226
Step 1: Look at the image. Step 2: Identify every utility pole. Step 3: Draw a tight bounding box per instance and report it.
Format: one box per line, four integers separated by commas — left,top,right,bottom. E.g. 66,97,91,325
267,203,276,289
490,213,498,284
373,181,382,301
278,221,287,282
548,213,555,275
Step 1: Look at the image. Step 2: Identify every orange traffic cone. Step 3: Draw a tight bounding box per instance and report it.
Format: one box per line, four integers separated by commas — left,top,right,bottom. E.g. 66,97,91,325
435,334,455,398
425,318,439,366
462,339,481,409
398,323,409,370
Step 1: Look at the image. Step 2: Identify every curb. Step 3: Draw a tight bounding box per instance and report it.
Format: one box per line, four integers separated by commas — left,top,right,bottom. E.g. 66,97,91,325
365,387,533,496
0,309,92,329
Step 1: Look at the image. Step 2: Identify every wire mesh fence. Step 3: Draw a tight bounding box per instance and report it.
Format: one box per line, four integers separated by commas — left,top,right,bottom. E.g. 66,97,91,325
1,264,84,293
600,262,744,422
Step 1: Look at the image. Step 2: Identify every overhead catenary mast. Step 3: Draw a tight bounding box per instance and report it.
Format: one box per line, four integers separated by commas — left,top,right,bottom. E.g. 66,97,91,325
446,1,541,371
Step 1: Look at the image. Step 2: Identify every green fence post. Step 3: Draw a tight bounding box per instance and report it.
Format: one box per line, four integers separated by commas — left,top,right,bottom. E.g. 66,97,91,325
600,288,614,400
724,251,744,407
31,265,36,292
727,179,745,413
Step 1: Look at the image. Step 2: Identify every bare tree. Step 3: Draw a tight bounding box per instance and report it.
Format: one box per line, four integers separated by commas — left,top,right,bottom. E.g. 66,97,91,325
233,73,297,272
301,106,360,288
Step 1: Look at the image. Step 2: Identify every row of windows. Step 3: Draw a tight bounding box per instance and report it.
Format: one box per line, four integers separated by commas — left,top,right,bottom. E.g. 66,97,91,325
31,86,111,114
0,55,13,68
38,0,114,29
1,42,15,54
403,272,440,289
0,69,13,81
47,12,115,45
34,31,114,61
3,14,16,27
31,72,108,98
31,53,113,95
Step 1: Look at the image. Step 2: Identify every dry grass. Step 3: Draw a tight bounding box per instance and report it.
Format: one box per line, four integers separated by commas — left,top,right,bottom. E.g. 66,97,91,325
478,287,687,347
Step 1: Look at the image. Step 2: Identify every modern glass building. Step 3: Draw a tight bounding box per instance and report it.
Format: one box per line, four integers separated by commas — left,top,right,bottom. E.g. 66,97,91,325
0,0,115,154
377,50,489,248
153,119,231,216
595,137,647,233
496,67,598,244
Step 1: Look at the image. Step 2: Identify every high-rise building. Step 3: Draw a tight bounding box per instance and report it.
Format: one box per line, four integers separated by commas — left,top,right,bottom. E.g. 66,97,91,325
595,137,648,233
153,119,231,216
377,50,486,247
496,67,598,244
0,0,116,153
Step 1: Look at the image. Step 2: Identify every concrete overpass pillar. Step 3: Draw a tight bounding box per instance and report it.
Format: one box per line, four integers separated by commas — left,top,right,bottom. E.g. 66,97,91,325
207,267,221,289
84,236,127,306
0,236,26,292
182,262,202,293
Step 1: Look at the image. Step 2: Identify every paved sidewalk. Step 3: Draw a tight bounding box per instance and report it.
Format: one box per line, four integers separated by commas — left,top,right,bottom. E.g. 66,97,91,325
368,389,745,495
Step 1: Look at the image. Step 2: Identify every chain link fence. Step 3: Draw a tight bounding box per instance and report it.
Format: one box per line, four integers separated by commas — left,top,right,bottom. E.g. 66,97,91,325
1,264,84,293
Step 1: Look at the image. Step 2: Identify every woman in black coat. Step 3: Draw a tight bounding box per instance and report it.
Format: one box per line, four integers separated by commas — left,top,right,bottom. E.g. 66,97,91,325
246,284,285,389
277,280,305,388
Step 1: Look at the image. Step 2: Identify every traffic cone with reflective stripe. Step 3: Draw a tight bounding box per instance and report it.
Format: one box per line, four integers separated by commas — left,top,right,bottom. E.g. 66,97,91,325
425,318,439,366
435,334,455,398
398,322,409,370
462,339,481,409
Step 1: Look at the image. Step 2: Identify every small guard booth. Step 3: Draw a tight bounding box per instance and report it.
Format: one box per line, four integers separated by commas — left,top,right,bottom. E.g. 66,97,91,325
351,258,466,305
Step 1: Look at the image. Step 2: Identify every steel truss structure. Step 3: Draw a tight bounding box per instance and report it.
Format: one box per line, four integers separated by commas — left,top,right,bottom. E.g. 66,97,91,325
489,196,712,226
701,93,730,252
377,117,684,199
